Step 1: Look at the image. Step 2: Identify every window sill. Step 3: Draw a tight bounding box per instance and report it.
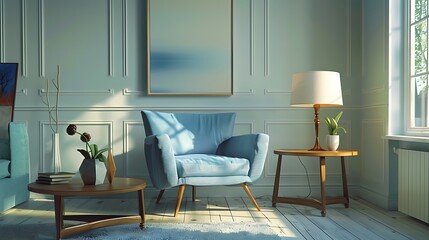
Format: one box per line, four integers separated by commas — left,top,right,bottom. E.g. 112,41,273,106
384,135,429,143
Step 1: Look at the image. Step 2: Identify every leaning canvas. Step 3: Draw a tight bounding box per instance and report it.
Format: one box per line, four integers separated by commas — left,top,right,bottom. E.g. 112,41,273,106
0,63,18,140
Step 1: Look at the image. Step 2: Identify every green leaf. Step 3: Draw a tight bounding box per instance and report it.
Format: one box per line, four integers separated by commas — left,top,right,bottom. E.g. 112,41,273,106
338,127,347,134
93,147,109,160
77,149,91,159
96,153,107,162
334,111,343,122
89,144,96,159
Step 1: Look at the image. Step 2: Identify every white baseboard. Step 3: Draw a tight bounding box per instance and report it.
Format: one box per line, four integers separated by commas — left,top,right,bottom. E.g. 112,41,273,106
357,186,398,210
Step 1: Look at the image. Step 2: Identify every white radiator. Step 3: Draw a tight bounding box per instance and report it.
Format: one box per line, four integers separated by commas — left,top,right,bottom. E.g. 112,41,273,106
398,149,429,223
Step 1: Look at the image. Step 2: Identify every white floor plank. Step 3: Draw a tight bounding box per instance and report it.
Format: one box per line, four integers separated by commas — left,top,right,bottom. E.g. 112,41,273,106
352,199,429,240
276,204,331,240
294,205,360,240
334,205,410,240
207,197,234,222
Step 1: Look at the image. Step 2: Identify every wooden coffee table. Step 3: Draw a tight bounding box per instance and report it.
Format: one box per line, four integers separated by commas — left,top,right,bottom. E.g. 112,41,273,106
28,177,146,240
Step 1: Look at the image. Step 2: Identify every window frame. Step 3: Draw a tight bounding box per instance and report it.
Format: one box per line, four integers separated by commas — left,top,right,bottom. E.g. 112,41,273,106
405,0,429,136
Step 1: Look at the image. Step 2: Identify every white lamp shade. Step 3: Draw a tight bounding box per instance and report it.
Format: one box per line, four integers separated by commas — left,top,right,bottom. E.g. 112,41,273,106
290,71,343,107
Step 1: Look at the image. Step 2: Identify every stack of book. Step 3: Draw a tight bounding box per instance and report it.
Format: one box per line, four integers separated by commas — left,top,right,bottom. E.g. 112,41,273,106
36,172,75,185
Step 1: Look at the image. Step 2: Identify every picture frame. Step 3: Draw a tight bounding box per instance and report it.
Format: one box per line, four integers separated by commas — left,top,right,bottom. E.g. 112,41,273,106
0,63,19,139
147,0,233,96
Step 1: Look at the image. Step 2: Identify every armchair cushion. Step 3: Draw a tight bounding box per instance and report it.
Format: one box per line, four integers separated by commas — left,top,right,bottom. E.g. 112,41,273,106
142,110,235,155
176,154,250,178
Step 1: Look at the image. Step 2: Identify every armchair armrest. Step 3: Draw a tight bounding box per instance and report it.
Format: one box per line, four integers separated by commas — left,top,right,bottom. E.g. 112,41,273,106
144,134,178,189
9,122,30,178
216,133,269,182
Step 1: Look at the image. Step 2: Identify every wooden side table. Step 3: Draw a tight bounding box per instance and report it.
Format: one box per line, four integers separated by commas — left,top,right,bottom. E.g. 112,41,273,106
272,149,358,217
28,177,146,240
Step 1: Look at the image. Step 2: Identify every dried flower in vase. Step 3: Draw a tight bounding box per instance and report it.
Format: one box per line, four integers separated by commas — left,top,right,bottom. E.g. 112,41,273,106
66,124,109,162
40,65,60,133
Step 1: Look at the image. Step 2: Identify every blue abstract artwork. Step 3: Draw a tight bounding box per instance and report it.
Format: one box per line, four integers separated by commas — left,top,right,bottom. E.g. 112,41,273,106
148,0,232,95
0,63,18,139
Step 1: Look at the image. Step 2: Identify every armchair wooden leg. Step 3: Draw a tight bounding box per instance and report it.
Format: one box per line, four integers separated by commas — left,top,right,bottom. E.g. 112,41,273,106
174,185,186,217
192,186,196,202
242,183,261,211
156,190,165,204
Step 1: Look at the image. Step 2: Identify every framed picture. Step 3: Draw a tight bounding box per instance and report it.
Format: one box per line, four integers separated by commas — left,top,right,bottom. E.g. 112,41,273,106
0,63,18,139
147,0,233,96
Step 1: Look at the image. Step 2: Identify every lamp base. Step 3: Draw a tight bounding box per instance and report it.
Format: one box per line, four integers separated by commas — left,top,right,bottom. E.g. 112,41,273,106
309,147,326,151
309,137,326,151
309,104,326,151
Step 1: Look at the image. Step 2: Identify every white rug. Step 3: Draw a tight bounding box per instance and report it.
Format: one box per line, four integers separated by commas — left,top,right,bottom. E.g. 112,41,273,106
0,222,282,240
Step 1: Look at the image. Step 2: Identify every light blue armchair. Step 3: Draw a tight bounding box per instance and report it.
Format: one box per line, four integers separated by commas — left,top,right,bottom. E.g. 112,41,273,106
141,110,269,216
0,122,30,212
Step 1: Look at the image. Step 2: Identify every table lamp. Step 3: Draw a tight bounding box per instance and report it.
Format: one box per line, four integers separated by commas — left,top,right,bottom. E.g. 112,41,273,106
290,71,343,151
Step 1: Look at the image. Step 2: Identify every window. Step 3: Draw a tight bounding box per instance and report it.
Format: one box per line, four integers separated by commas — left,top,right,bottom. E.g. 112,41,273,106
407,0,429,134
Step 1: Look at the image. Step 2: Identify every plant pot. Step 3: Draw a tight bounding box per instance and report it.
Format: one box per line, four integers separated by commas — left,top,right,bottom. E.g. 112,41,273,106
326,135,340,151
79,159,107,185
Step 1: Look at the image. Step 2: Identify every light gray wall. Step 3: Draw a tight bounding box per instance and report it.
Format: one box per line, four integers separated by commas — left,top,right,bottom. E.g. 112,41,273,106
360,0,410,210
359,0,391,208
2,0,371,200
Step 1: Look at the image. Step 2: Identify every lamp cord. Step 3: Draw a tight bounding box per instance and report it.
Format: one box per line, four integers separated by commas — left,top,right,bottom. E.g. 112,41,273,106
298,156,311,198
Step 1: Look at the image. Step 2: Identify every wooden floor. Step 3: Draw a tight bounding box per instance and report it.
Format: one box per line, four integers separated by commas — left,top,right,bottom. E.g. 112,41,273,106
0,196,428,239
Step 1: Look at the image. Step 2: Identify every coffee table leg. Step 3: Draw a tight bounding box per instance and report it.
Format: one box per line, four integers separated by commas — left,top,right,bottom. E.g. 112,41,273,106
138,189,145,229
54,195,64,240
272,154,283,207
319,157,326,217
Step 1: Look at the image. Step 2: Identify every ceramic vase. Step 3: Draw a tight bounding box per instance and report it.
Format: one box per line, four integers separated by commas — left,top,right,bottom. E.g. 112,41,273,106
79,159,107,185
326,135,340,151
52,133,61,172
106,150,116,184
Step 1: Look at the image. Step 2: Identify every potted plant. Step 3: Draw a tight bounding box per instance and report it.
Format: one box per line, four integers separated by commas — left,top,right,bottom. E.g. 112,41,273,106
324,111,347,151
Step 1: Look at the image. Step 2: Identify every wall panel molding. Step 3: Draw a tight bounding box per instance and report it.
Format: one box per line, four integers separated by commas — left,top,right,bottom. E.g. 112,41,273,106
38,0,45,77
361,0,387,95
346,0,351,77
124,121,150,179
0,0,4,62
123,121,141,177
21,0,27,76
236,121,254,133
39,88,114,96
361,83,386,95
108,0,114,76
122,88,143,95
234,89,254,94
250,0,254,75
264,89,290,95
122,0,128,77
264,0,269,76
17,88,27,96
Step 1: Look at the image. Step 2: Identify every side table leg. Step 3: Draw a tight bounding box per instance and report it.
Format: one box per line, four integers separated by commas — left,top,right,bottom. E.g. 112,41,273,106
319,157,326,217
54,195,64,240
341,156,350,208
272,155,283,207
138,189,145,229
